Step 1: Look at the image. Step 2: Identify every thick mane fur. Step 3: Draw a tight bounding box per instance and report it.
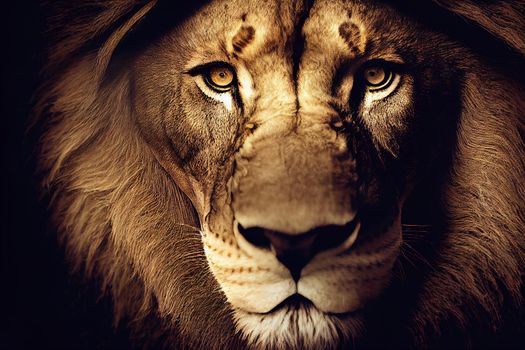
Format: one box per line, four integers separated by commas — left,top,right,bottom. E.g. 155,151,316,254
33,0,525,348
433,0,525,56
412,73,525,344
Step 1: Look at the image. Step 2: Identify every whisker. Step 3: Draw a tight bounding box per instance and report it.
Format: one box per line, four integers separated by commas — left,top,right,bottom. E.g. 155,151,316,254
400,241,433,270
402,223,431,228
174,222,201,232
402,223,431,242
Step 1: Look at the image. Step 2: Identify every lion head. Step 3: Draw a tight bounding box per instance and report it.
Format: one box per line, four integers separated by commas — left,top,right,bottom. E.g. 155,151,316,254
34,0,525,348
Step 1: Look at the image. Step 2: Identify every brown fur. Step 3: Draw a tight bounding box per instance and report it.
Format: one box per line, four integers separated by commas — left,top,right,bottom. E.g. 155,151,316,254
33,0,525,348
338,21,363,54
433,0,525,56
232,26,256,53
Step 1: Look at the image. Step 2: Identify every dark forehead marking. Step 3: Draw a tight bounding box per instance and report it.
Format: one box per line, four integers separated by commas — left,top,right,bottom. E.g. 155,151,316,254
339,21,362,55
232,25,256,54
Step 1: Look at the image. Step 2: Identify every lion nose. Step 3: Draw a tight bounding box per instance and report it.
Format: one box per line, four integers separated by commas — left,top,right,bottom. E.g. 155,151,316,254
238,222,357,281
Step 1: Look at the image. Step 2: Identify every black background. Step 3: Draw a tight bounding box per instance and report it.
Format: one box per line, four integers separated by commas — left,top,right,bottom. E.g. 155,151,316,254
1,1,133,349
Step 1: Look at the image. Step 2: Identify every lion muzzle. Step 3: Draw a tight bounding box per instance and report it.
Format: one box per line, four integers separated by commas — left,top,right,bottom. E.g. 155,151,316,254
231,130,359,279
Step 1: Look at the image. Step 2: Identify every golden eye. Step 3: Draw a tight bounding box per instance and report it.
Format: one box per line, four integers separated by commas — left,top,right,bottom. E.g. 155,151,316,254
204,65,235,92
363,66,393,91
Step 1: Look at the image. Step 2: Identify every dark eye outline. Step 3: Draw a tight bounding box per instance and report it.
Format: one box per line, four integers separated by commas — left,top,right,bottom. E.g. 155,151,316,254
187,62,237,93
359,60,402,93
364,67,393,91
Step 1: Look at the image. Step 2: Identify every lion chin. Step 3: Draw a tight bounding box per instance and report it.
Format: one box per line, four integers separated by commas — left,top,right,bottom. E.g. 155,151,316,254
233,298,365,350
34,0,525,349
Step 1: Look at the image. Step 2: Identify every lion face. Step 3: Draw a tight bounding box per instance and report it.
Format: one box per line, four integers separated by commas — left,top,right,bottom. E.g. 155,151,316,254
37,0,525,348
130,0,458,346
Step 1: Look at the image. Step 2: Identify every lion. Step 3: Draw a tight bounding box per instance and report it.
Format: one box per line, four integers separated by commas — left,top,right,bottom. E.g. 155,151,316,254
33,0,525,349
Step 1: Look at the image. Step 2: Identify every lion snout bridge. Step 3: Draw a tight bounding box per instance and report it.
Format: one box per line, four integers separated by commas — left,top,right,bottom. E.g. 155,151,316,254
233,133,357,232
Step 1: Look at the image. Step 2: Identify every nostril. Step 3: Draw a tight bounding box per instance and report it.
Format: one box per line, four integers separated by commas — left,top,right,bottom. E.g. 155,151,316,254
236,218,359,282
312,219,359,252
237,224,272,249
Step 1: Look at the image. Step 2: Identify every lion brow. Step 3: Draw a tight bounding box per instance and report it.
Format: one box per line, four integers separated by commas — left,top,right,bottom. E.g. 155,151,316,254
232,25,256,54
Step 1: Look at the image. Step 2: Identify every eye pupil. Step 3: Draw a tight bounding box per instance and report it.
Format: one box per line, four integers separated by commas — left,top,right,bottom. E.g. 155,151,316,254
205,65,235,92
363,65,393,91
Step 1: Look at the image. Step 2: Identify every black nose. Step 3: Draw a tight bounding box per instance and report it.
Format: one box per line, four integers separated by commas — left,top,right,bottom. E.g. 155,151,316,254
238,221,357,281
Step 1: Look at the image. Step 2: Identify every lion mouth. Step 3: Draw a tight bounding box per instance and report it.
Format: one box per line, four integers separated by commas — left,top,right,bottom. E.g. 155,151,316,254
264,293,314,314
263,292,361,317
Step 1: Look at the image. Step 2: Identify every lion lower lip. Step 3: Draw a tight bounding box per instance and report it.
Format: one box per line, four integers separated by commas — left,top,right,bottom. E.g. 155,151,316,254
261,293,313,314
256,293,360,317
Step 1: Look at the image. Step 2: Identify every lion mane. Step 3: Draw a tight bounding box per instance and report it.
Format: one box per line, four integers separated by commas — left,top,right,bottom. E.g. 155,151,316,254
33,0,525,348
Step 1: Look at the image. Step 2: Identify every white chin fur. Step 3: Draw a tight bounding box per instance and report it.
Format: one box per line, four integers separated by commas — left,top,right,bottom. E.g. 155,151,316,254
234,304,364,350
